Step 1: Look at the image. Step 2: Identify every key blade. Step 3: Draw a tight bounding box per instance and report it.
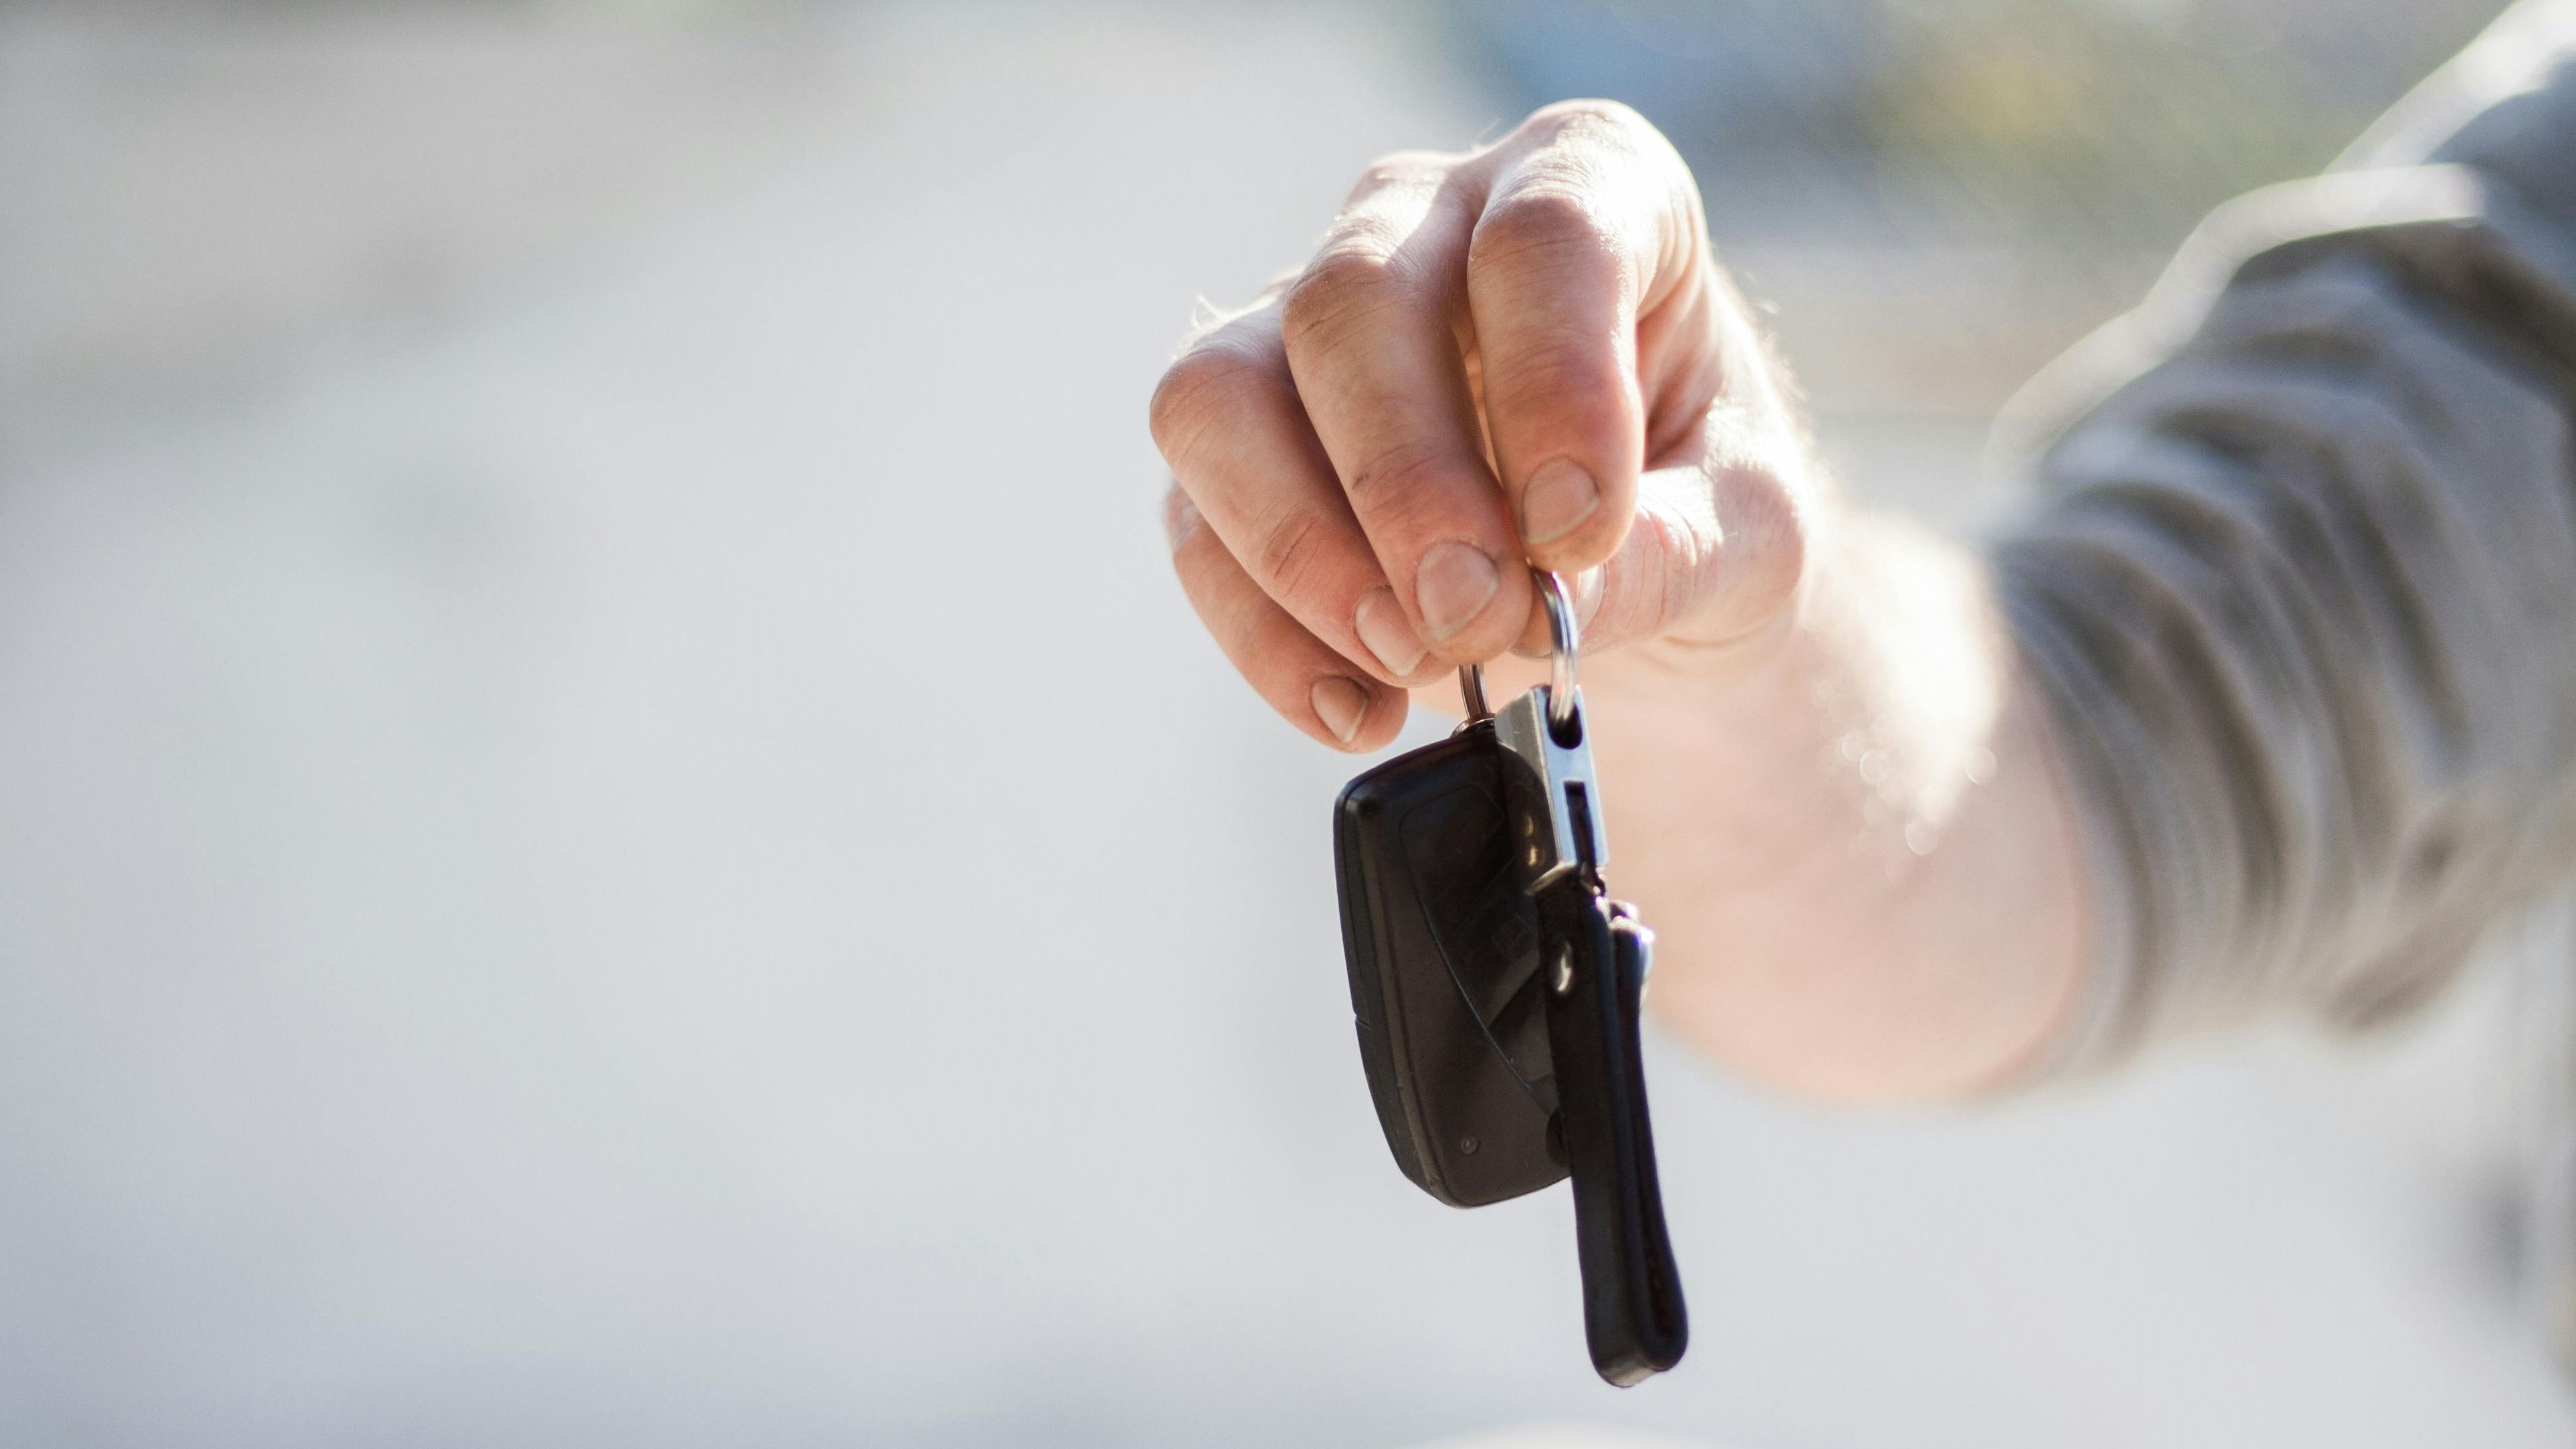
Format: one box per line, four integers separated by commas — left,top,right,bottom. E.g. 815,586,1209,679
1494,685,1609,893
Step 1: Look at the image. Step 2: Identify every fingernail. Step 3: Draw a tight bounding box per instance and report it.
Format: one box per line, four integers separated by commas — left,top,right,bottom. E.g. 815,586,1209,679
1414,541,1500,642
1354,588,1427,677
1312,677,1369,745
1519,459,1599,546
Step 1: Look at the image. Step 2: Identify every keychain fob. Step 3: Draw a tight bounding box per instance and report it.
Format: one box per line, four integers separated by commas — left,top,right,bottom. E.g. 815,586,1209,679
1331,572,1689,1386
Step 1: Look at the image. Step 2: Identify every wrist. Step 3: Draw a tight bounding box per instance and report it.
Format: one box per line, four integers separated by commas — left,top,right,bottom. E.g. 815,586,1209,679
1579,509,2090,1099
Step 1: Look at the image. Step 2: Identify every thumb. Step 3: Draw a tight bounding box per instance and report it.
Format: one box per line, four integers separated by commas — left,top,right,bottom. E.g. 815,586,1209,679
1576,433,1811,657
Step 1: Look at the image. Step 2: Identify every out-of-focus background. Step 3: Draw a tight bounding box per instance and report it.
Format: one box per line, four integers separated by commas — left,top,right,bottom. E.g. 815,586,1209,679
2,1,2569,1446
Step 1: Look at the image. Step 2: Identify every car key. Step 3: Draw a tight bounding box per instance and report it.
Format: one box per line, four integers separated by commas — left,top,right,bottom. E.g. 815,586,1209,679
1332,570,1689,1386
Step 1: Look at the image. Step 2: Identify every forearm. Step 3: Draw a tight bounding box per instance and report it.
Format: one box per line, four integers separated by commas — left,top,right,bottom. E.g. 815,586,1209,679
1603,3,2576,1096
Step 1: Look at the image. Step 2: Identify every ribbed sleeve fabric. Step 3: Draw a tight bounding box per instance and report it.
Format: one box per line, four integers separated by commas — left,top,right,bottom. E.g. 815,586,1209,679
1993,1,2576,1073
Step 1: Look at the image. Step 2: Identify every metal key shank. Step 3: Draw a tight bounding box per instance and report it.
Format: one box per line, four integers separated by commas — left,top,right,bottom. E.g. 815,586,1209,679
1494,683,1608,893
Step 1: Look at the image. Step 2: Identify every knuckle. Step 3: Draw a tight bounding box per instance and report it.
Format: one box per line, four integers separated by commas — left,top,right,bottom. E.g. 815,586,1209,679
1523,98,1651,146
1471,185,1615,277
1344,444,1490,551
1252,506,1333,600
1667,457,1807,637
1344,437,1453,511
1280,244,1403,352
1348,148,1453,201
1728,458,1810,604
1148,336,1270,461
1484,334,1626,422
1639,508,1704,637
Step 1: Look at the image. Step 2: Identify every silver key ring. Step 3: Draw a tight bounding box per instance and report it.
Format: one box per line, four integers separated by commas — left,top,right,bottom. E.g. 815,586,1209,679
1534,568,1579,733
1452,570,1580,732
1456,661,1492,723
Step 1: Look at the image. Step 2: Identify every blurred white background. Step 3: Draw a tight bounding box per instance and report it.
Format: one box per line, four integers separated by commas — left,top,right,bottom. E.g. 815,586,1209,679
2,3,2571,1446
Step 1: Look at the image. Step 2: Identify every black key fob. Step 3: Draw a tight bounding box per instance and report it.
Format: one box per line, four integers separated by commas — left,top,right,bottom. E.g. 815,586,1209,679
1330,581,1689,1387
1332,718,1566,1207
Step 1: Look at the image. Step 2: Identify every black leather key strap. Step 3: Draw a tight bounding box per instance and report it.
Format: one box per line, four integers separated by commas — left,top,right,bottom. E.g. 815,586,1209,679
1535,882,1688,1386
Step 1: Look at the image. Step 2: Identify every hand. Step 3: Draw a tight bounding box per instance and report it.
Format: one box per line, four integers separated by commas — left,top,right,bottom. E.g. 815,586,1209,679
1150,101,1814,748
1150,103,2087,1099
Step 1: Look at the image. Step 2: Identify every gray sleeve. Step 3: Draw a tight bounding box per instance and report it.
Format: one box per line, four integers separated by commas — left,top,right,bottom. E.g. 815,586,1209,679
1992,0,2576,1071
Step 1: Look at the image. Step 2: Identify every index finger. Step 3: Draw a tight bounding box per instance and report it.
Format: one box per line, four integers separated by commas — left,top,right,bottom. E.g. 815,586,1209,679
1279,153,1535,668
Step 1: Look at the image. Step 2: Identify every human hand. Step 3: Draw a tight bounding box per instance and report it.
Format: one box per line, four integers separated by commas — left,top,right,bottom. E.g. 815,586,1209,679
1151,101,1818,749
1151,102,2083,1099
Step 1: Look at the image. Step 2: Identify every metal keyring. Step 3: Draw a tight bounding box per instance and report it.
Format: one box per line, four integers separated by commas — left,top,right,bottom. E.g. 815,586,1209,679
1534,567,1578,733
1455,661,1492,723
1451,572,1578,732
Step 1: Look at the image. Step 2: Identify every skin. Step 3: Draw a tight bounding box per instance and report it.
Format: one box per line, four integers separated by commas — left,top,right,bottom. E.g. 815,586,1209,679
1151,102,2090,1101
